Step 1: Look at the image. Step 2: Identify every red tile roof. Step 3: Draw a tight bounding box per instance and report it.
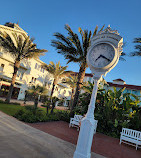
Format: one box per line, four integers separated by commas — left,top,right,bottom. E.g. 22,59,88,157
73,72,93,77
107,82,141,91
74,72,141,91
85,73,93,77
113,78,125,82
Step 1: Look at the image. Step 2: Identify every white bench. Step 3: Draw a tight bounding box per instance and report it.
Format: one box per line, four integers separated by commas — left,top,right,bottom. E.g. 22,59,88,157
120,128,141,150
69,115,83,130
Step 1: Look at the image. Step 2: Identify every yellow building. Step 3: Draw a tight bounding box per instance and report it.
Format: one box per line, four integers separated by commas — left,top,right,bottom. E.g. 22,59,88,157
0,22,71,101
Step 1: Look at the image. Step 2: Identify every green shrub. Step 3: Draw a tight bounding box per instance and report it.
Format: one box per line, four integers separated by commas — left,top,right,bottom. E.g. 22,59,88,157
54,111,70,122
14,106,70,123
24,105,35,111
74,87,141,138
14,108,45,123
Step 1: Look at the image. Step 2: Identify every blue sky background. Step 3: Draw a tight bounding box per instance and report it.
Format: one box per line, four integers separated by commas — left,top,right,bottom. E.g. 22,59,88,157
0,0,141,85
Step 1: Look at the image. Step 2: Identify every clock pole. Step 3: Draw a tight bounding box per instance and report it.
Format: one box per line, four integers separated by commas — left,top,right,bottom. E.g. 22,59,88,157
73,76,101,158
73,25,123,158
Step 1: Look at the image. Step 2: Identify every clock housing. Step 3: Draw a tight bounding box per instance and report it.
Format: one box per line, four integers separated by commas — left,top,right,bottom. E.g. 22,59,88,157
87,30,123,78
87,41,119,77
88,43,115,69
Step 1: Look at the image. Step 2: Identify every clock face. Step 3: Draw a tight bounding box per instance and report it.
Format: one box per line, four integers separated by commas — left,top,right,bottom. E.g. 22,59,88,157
88,43,115,68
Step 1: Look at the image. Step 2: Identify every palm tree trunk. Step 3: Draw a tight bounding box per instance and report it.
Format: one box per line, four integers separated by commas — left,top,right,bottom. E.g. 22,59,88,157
50,79,56,97
72,64,87,112
70,88,74,110
46,105,49,115
5,61,20,103
51,104,55,114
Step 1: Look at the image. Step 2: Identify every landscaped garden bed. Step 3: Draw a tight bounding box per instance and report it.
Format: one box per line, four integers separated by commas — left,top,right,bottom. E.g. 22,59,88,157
0,102,71,123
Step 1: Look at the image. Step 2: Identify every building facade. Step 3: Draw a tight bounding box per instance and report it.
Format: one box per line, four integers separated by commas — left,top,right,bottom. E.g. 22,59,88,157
83,74,141,103
106,79,141,99
0,23,72,101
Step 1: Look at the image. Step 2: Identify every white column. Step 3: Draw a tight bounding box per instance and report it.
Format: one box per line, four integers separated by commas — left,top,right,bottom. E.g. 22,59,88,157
73,76,101,158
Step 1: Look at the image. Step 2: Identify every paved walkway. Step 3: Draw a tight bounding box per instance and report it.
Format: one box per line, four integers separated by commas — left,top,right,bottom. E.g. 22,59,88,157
0,111,104,158
0,97,40,106
28,121,141,158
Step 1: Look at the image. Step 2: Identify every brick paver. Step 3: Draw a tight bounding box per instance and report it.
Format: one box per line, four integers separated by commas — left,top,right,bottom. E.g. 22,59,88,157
28,121,141,158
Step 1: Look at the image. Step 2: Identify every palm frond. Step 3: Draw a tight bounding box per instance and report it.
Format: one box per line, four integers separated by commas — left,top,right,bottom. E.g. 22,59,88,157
93,25,98,37
133,38,141,43
130,37,141,57
43,61,73,82
0,31,47,61
98,24,105,33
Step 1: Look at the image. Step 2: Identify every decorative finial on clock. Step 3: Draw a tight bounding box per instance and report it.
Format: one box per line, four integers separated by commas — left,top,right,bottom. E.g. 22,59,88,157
98,25,119,35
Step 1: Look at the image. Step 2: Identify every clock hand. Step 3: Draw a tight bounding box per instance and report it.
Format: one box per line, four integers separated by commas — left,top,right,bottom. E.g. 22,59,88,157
100,55,111,62
95,55,111,62
95,55,102,61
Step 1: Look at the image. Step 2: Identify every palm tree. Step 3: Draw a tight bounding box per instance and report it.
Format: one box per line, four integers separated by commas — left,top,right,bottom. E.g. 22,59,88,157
131,38,141,56
62,74,78,110
43,61,73,97
0,31,47,103
28,85,48,109
51,24,105,111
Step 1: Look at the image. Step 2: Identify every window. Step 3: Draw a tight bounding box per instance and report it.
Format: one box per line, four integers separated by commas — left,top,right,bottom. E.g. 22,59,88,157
132,90,138,95
20,72,24,80
48,83,51,88
0,64,4,72
40,67,43,72
17,70,24,80
31,77,37,83
17,71,20,77
63,90,66,94
31,77,34,82
44,82,47,86
38,65,40,70
126,89,131,93
55,87,58,91
35,63,41,71
89,77,92,82
35,63,38,69
62,78,65,82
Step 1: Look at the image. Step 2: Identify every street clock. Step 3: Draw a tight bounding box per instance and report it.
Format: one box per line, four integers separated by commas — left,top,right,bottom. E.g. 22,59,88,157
87,25,123,77
74,25,123,158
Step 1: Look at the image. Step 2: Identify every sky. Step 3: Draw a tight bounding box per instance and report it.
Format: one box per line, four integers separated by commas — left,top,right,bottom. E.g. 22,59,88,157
0,0,141,85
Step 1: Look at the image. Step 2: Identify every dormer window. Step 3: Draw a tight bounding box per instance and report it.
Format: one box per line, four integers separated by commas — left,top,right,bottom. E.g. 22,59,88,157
113,79,126,85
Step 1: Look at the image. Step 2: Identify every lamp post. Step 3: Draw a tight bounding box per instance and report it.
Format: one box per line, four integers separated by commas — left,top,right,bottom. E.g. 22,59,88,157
73,25,123,158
